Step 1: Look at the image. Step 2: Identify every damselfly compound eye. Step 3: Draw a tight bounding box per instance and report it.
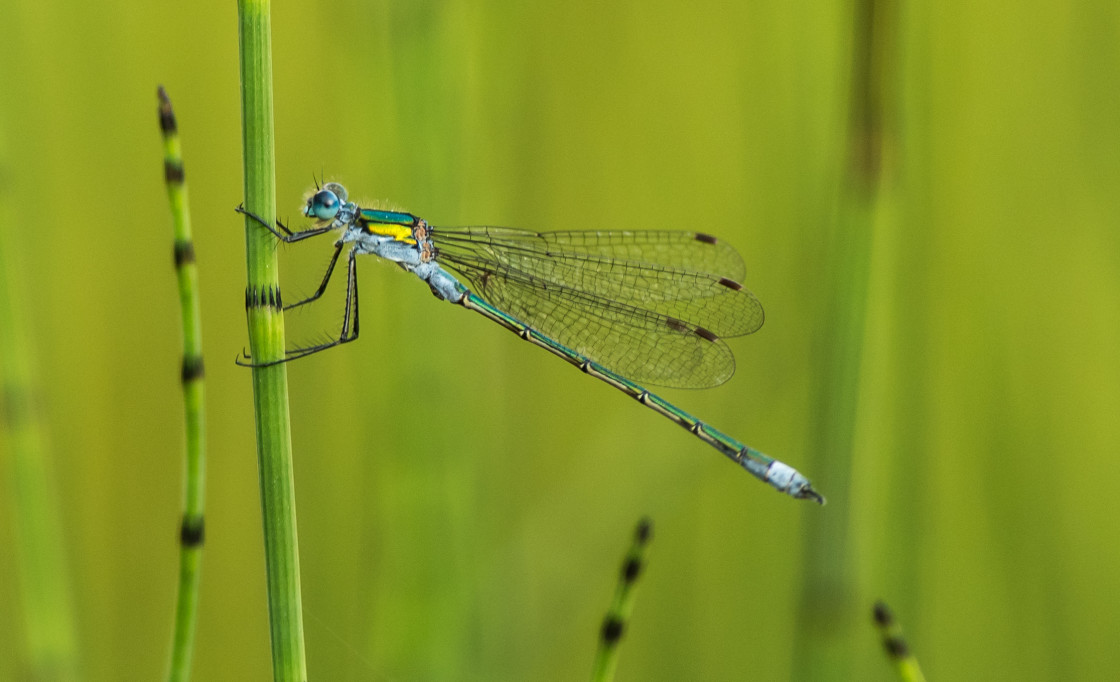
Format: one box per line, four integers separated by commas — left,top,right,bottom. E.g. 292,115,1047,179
307,189,340,221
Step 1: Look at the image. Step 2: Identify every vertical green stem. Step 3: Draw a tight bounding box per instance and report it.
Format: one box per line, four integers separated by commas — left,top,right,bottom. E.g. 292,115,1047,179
0,139,80,679
158,86,207,682
237,2,307,679
872,601,927,682
590,518,653,682
792,0,896,677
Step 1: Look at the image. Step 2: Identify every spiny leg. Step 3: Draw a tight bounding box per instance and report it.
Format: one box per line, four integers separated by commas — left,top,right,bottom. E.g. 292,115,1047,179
284,241,344,311
235,204,335,243
338,247,359,340
236,249,361,367
235,204,344,309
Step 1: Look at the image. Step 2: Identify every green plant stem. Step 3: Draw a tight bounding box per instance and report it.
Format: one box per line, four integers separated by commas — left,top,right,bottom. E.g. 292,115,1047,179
237,2,307,679
590,518,653,682
872,601,926,682
158,85,207,682
0,142,80,679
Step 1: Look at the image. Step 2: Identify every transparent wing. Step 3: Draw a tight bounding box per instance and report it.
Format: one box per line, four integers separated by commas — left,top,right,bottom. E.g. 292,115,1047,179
434,228,747,280
451,260,735,388
431,227,763,339
434,228,766,388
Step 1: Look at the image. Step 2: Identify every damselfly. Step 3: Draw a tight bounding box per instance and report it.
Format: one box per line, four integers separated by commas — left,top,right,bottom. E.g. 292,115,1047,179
239,183,823,503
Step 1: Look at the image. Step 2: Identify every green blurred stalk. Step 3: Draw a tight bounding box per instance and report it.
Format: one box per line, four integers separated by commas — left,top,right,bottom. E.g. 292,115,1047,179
590,518,653,682
237,2,307,679
158,85,207,682
792,0,896,677
872,601,927,682
0,137,80,678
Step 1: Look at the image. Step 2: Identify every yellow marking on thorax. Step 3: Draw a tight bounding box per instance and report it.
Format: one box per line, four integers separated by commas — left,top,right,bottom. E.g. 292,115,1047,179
364,223,417,245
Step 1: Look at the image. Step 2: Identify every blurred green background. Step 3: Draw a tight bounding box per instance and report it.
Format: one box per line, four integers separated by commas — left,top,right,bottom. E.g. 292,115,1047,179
2,1,1119,680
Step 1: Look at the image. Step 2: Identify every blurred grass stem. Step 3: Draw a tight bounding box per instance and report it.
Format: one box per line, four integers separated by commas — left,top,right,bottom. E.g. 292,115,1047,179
0,136,80,678
792,0,897,677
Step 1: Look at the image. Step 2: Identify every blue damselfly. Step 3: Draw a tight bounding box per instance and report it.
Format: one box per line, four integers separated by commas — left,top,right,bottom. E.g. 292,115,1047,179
239,183,822,502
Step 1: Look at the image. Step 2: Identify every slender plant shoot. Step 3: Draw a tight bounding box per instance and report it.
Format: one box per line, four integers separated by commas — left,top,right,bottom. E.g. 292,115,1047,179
873,601,927,682
158,85,207,682
591,518,653,682
236,1,307,679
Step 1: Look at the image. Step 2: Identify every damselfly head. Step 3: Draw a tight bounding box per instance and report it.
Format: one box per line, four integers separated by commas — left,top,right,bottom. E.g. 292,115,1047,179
303,182,349,222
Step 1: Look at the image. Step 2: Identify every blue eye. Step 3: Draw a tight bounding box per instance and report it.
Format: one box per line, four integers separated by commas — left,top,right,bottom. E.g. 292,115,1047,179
307,190,340,220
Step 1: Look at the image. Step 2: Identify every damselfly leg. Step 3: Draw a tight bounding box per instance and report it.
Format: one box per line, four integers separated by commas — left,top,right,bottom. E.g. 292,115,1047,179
236,204,335,244
236,206,360,367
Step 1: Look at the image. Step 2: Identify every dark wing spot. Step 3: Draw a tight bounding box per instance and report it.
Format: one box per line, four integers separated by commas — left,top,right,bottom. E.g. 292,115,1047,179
665,317,689,333
694,326,718,342
717,277,742,290
694,232,718,244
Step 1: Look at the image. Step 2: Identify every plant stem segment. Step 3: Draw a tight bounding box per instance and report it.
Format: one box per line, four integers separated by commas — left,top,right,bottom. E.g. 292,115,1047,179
591,518,653,682
872,601,927,682
236,2,307,679
158,85,207,682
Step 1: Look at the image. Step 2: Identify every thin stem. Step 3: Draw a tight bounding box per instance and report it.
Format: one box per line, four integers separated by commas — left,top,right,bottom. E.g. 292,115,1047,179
237,2,307,679
590,518,653,682
158,85,207,682
872,601,927,682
